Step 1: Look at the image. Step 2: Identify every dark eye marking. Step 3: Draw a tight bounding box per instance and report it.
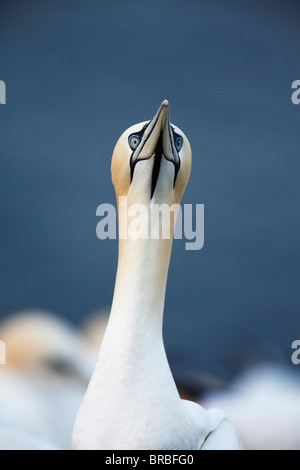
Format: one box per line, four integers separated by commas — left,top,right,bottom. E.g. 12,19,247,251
129,123,150,182
171,129,184,152
128,134,141,150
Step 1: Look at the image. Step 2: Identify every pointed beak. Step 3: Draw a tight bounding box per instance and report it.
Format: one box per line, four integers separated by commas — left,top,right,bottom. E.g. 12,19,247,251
130,100,180,168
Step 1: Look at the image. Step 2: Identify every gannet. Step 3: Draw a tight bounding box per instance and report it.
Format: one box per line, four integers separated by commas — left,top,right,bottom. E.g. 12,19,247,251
0,310,95,449
73,101,242,450
0,310,95,379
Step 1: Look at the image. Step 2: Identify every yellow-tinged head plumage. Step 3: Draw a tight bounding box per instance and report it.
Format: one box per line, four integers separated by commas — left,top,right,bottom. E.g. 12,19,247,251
111,100,191,206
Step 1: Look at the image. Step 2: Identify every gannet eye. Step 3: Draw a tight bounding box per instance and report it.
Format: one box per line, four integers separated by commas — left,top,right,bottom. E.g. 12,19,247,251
129,134,141,151
175,136,183,152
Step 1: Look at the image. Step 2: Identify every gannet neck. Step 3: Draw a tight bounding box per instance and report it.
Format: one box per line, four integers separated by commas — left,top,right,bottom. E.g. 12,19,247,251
112,203,173,318
112,240,171,326
72,202,183,450
100,198,175,381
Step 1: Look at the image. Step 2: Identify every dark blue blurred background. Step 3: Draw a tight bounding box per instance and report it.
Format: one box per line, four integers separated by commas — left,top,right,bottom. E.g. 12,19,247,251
0,0,299,380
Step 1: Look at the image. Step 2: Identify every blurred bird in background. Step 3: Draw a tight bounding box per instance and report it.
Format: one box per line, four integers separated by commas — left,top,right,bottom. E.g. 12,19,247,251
0,310,97,449
202,364,300,451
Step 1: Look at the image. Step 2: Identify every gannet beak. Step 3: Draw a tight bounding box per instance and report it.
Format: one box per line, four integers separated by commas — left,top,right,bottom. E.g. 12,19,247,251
161,101,180,169
130,100,180,178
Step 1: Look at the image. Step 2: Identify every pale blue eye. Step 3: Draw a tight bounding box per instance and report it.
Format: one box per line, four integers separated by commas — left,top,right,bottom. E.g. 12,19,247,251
129,134,141,150
175,136,183,152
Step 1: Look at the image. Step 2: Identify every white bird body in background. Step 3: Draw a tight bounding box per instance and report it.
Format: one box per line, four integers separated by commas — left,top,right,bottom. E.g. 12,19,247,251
203,364,300,451
73,101,242,450
0,311,96,449
0,426,58,451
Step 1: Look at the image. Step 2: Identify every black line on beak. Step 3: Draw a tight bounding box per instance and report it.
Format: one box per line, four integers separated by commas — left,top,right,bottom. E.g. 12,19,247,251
151,133,163,200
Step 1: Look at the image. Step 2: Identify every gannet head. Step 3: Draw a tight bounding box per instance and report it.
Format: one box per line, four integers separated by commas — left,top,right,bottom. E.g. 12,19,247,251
111,100,192,206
